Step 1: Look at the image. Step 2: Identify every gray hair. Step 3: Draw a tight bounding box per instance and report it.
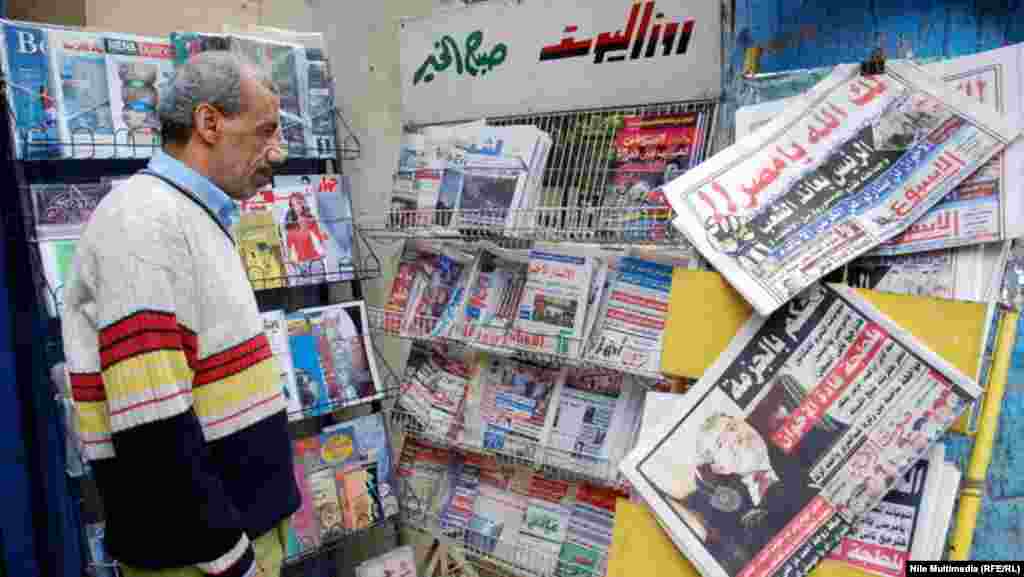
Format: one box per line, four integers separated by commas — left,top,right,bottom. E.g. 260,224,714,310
158,50,277,145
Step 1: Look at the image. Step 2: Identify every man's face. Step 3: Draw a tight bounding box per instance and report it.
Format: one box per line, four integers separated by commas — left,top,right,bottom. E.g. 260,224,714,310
210,69,283,200
708,417,770,476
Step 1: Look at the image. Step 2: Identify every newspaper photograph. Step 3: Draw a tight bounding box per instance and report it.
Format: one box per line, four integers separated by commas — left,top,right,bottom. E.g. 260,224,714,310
666,61,1019,315
620,283,981,577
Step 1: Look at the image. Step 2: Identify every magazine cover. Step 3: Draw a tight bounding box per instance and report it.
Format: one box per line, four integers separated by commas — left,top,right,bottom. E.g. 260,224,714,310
305,47,336,159
309,468,344,541
28,181,111,240
302,301,383,409
356,544,418,577
236,206,288,290
102,33,175,158
621,283,981,577
49,29,115,159
272,175,354,285
338,466,374,530
3,22,62,159
286,310,330,416
288,437,321,556
38,239,78,318
260,310,301,417
605,112,709,240
665,61,1020,316
230,34,308,151
311,174,356,282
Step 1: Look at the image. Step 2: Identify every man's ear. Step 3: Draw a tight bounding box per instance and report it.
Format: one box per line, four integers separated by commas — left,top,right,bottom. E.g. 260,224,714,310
192,103,222,145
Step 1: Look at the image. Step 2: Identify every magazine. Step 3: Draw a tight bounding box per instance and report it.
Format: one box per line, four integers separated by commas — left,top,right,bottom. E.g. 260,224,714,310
229,34,308,152
621,283,981,577
605,112,711,241
300,301,383,410
305,47,337,159
49,29,115,159
102,33,175,158
463,356,566,459
289,437,322,555
260,310,301,417
309,467,345,541
27,180,111,241
514,249,596,358
3,22,62,159
666,61,1020,315
273,175,354,285
37,239,78,318
286,310,330,415
320,413,400,521
236,203,288,290
356,544,418,577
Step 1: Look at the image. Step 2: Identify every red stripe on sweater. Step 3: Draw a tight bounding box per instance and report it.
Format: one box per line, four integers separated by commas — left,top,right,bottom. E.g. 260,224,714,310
193,345,273,387
70,372,106,402
99,331,185,370
195,334,269,373
99,311,178,349
205,392,283,429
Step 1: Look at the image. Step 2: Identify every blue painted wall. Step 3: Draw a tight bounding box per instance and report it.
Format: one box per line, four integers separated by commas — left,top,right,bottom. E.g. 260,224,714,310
728,0,1024,559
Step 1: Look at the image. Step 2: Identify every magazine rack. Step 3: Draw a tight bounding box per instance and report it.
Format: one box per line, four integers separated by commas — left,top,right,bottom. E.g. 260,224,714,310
0,57,406,575
360,99,718,246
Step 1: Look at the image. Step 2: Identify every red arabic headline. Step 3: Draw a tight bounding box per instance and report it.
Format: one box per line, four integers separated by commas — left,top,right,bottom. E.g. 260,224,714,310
697,76,891,222
609,290,668,312
831,539,908,577
738,496,835,577
772,323,888,453
606,307,665,330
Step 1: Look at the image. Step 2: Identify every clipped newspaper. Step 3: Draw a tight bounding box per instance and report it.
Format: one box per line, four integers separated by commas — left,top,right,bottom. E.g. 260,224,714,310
666,61,1020,315
735,46,1024,256
621,283,981,577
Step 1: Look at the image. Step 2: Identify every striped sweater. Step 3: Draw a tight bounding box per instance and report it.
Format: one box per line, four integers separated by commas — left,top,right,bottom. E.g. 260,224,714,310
62,168,299,576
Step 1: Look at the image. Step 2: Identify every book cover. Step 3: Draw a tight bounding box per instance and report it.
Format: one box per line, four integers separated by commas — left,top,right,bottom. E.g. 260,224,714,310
4,23,61,159
28,180,111,240
286,310,330,415
102,33,175,158
260,310,301,417
49,29,115,159
309,468,344,541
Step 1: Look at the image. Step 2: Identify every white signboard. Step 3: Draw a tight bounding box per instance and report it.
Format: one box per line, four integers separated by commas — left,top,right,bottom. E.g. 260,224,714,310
400,0,723,125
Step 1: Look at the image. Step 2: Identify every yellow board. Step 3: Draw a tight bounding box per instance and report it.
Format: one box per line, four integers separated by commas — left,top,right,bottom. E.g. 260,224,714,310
608,499,880,577
660,271,989,433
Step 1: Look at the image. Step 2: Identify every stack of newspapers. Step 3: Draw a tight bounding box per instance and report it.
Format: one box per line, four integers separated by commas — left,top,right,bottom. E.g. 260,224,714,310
618,45,1023,577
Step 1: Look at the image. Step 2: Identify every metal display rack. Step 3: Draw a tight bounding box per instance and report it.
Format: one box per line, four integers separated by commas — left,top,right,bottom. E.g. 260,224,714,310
360,99,718,245
0,50,406,573
368,99,722,577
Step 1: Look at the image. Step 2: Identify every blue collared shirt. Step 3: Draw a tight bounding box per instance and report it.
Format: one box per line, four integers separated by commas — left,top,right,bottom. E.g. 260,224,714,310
147,150,240,232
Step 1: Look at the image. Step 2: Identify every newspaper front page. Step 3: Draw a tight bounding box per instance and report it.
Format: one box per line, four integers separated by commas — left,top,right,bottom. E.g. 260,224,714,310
666,61,1019,315
620,283,981,577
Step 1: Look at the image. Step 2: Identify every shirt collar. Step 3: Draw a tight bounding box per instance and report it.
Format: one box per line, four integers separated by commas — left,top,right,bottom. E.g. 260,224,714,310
147,149,240,231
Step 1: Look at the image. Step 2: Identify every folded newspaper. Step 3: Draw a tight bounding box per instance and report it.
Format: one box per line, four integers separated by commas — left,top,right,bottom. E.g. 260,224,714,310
665,61,1020,315
620,283,981,577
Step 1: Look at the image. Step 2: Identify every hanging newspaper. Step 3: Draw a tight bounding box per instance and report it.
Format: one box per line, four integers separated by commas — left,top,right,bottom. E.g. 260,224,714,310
620,283,981,577
665,61,1020,315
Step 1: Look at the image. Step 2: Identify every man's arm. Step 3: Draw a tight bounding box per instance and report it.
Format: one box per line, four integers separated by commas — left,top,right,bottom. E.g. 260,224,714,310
89,210,256,577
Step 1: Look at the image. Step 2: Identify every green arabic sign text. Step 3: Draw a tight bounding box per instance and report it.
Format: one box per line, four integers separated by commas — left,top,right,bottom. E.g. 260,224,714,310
413,30,507,85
